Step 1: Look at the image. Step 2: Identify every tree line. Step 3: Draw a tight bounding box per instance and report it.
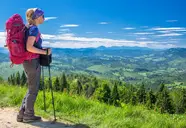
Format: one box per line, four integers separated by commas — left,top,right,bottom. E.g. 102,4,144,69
5,71,186,114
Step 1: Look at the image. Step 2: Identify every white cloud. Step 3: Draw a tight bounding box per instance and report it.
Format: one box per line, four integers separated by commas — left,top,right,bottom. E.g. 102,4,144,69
40,32,178,49
158,31,171,33
134,32,154,35
156,33,183,37
44,17,57,21
166,20,178,22
60,24,79,27
42,33,137,46
147,43,176,49
151,27,186,37
56,35,135,43
42,41,141,49
42,41,50,46
137,38,148,40
60,33,75,37
0,32,5,36
98,22,109,25
42,34,56,39
171,29,186,32
122,27,136,30
151,27,186,31
170,39,180,41
42,41,105,48
0,32,6,47
0,31,181,49
58,29,70,32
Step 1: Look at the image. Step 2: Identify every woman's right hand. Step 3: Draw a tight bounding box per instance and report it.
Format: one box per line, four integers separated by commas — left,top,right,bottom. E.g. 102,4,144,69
42,48,52,55
47,48,52,55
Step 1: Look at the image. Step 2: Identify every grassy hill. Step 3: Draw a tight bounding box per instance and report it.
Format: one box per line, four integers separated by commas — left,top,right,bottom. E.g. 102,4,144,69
0,83,186,128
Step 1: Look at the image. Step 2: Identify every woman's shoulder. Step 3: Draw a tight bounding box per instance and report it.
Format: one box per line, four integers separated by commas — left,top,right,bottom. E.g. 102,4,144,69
29,25,39,32
28,25,39,36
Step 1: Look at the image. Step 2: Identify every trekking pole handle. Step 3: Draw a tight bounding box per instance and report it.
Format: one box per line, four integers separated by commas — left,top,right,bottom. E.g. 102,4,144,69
46,48,49,55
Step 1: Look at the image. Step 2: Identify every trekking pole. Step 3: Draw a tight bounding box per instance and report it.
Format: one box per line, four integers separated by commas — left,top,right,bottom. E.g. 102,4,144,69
42,66,46,112
47,48,57,123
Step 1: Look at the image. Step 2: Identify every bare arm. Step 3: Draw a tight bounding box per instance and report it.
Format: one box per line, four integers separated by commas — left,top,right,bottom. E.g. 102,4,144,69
26,36,46,55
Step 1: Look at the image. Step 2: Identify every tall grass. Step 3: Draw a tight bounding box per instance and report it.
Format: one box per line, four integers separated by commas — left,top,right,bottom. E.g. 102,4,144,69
0,84,186,128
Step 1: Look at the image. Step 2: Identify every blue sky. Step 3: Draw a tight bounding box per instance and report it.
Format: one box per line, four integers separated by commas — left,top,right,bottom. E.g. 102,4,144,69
0,0,186,49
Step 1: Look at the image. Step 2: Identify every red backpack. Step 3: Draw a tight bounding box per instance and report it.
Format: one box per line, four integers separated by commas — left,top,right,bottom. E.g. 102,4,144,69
5,14,39,66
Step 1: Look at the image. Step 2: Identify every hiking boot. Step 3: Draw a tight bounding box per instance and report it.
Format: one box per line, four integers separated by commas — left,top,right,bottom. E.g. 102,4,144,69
23,115,42,123
17,114,24,122
16,110,24,122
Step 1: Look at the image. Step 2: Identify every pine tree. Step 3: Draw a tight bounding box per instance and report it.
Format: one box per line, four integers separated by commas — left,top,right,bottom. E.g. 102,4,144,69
77,79,82,95
20,71,27,86
136,84,146,104
69,79,81,94
16,71,21,85
182,89,186,113
54,77,60,91
176,88,186,114
130,93,137,105
156,88,174,114
10,75,13,85
162,89,174,114
61,73,68,92
8,77,11,84
84,83,89,97
102,83,111,104
11,73,16,85
93,77,99,88
111,84,120,106
146,89,156,109
94,83,111,104
155,83,166,112
119,85,134,104
69,79,76,94
87,85,94,98
158,83,165,92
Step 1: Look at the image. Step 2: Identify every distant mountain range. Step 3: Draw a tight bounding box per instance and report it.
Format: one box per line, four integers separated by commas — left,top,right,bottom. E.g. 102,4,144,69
1,46,186,88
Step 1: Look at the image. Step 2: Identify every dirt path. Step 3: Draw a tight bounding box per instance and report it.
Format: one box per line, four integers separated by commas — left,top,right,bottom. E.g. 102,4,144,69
0,107,89,128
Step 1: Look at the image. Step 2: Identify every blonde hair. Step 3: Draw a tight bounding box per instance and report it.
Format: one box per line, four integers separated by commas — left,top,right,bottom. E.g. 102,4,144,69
26,8,37,25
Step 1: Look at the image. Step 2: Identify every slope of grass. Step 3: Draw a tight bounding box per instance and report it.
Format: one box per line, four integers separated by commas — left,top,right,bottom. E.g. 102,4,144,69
0,84,186,128
87,65,111,73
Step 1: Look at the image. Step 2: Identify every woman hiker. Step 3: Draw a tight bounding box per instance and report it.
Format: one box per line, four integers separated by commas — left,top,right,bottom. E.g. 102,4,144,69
16,8,52,123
